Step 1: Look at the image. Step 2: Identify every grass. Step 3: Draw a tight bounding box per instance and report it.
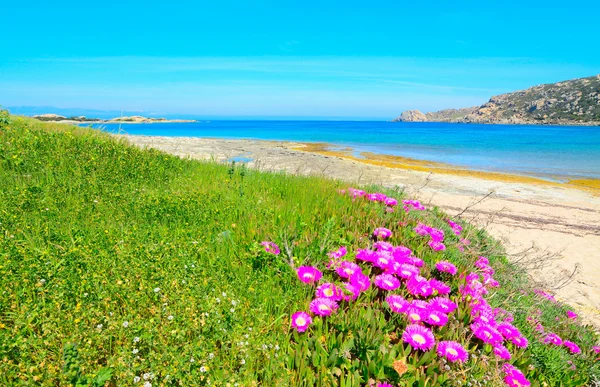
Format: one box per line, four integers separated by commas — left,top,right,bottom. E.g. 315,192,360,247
0,115,598,386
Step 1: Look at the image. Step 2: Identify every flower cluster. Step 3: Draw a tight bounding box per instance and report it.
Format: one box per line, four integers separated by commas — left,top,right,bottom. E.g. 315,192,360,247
414,223,446,251
402,199,426,212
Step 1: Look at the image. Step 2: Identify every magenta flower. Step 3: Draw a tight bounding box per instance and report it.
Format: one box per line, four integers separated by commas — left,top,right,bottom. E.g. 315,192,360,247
408,256,424,267
406,275,433,297
347,188,366,198
315,283,343,301
593,345,600,354
471,323,503,345
260,241,280,255
429,279,451,295
402,324,435,351
367,192,387,202
384,197,398,207
564,340,581,354
447,219,463,235
428,240,446,251
350,271,371,292
566,310,578,319
397,264,420,280
414,223,432,236
327,246,347,261
309,297,339,316
493,344,512,360
355,248,376,262
437,341,468,363
291,311,312,332
502,364,531,387
296,266,323,284
392,245,412,260
342,283,361,301
510,335,529,349
543,332,563,346
429,228,444,242
403,200,426,212
430,297,458,314
374,241,394,252
497,323,521,340
377,383,393,387
335,261,361,279
435,261,458,275
374,252,394,270
374,273,401,291
386,294,409,314
405,300,429,323
373,227,392,240
426,310,449,326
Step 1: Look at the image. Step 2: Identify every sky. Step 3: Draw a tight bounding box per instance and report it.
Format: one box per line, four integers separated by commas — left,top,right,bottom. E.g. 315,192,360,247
1,0,599,119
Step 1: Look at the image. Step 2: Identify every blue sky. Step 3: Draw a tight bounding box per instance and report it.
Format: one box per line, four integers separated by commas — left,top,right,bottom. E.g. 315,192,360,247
1,0,599,119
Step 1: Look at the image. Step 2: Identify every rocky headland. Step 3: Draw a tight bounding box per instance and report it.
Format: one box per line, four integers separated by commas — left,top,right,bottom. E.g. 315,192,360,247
393,74,600,126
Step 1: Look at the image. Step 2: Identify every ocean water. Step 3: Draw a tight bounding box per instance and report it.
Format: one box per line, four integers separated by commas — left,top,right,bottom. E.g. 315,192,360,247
89,121,600,181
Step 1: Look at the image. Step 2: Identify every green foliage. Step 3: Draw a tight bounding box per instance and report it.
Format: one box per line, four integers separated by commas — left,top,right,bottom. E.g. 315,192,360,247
0,107,11,128
0,116,598,386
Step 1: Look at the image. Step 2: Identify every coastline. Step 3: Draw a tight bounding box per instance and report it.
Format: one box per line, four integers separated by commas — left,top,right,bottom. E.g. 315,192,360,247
119,134,600,326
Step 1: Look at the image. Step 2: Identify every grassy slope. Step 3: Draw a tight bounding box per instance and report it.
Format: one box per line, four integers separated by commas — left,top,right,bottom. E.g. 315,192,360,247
0,116,598,386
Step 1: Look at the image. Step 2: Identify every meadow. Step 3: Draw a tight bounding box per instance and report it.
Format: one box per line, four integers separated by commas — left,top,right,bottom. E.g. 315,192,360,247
0,112,598,386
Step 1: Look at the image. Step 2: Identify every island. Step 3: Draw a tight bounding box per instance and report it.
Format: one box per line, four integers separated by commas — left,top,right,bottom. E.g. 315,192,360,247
32,114,196,124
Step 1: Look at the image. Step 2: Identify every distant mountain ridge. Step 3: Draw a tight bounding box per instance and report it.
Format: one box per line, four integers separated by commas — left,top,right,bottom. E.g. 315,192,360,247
393,75,600,125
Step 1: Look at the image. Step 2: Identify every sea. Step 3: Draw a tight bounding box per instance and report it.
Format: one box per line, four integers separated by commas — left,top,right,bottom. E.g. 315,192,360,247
89,121,600,181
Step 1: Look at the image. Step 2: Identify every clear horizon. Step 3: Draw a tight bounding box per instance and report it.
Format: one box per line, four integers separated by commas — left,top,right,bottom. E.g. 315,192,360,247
2,1,599,119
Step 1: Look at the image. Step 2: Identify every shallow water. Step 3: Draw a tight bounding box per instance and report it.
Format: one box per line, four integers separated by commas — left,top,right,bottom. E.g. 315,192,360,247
89,121,600,180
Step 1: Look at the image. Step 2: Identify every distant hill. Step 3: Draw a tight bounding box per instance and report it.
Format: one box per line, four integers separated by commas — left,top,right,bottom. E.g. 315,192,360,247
393,74,600,126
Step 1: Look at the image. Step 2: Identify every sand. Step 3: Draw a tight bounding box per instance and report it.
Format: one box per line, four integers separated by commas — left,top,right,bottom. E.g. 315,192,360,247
120,135,600,327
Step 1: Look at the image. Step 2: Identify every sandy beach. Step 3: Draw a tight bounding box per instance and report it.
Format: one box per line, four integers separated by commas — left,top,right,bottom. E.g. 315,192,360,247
121,134,600,327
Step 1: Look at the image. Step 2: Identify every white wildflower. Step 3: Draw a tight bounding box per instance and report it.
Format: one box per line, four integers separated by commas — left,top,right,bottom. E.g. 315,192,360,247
167,315,174,320
144,382,152,387
208,353,215,359
133,376,141,383
134,336,140,343
122,321,129,328
132,348,139,354
153,287,160,293
240,359,245,365
200,366,207,373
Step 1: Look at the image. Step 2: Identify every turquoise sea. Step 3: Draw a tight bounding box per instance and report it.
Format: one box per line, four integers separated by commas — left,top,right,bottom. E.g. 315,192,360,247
91,121,600,181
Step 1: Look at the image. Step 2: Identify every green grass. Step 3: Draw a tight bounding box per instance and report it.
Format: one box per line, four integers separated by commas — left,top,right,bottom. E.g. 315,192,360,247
0,115,598,386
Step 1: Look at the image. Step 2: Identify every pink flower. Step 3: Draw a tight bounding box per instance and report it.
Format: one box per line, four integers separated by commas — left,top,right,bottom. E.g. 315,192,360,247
564,340,581,354
437,341,468,363
428,240,446,251
350,271,371,292
315,283,343,301
377,383,393,387
493,344,511,360
510,335,528,349
396,264,420,279
502,364,531,387
386,294,409,314
384,197,398,207
426,310,449,327
367,192,387,202
403,200,426,212
328,246,348,259
430,297,457,314
355,248,376,262
406,275,433,297
543,332,563,346
497,323,521,340
335,261,361,279
435,261,457,275
429,229,444,242
342,283,361,301
402,324,435,351
260,241,280,255
374,273,401,291
296,266,323,284
291,311,312,332
566,310,578,319
347,188,366,198
447,219,463,235
309,298,339,316
471,323,503,345
374,241,394,252
593,345,600,354
414,223,432,236
373,227,392,240
374,252,394,270
429,279,451,295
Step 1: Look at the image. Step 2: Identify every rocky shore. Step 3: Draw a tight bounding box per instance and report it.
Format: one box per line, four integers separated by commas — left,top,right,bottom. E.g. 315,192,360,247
393,74,600,126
